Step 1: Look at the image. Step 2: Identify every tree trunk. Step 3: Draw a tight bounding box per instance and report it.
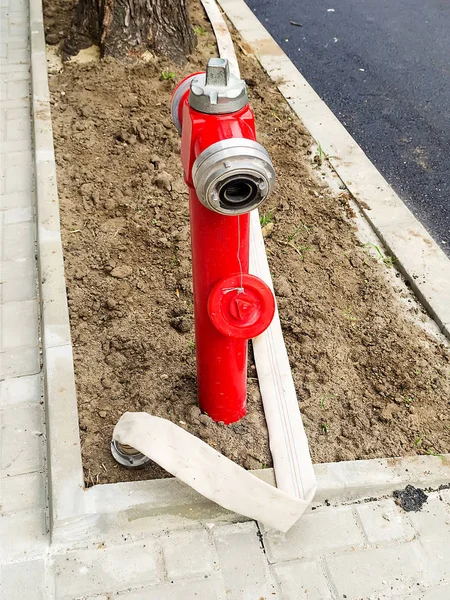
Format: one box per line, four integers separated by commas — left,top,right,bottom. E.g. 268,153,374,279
64,0,196,63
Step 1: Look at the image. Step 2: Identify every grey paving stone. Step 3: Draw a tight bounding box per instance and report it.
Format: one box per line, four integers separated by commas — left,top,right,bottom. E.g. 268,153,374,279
0,404,44,476
441,488,450,506
9,26,28,40
7,79,29,99
0,510,48,562
161,528,216,580
262,506,364,563
2,149,33,168
2,222,35,261
421,539,450,586
406,497,450,542
5,106,30,120
273,559,333,600
5,47,29,65
213,522,279,600
5,116,31,145
0,372,40,406
0,471,46,513
0,64,29,77
5,162,33,191
0,299,38,350
3,0,26,8
0,345,40,378
3,205,34,223
0,135,31,153
52,540,160,599
93,578,226,600
423,585,450,600
396,585,450,600
0,257,36,283
0,559,46,600
0,190,34,210
1,274,36,302
325,541,424,599
356,499,415,544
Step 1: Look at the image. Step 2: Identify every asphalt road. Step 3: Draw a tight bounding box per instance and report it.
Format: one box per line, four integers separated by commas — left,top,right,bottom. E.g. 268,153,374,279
245,0,450,254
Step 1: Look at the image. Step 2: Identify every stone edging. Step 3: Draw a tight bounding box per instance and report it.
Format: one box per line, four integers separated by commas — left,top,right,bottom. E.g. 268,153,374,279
29,0,85,540
29,0,449,544
217,0,450,340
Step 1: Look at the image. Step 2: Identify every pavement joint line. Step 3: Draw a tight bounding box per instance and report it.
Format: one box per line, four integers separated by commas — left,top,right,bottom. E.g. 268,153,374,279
27,0,450,547
217,0,450,341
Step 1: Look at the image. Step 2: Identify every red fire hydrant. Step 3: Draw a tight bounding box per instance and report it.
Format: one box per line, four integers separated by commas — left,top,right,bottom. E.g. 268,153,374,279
171,58,276,424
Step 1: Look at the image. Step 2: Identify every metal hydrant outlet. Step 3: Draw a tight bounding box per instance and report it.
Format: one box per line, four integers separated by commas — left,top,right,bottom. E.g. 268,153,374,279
171,58,276,424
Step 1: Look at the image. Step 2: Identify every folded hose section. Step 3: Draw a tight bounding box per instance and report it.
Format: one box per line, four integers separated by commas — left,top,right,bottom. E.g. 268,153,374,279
113,0,316,533
114,412,311,532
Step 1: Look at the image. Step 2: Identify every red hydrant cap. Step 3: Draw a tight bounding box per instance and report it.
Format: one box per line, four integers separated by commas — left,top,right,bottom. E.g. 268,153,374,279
208,273,275,339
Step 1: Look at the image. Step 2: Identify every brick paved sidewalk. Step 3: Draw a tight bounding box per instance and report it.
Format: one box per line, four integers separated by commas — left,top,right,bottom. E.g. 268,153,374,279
1,0,49,596
1,1,449,599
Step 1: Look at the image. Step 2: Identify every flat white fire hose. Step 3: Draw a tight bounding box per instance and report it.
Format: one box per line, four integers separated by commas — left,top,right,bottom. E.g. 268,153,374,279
113,0,316,532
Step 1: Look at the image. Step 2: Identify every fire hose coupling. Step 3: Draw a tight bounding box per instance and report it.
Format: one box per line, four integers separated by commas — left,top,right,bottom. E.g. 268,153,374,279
192,138,275,215
110,440,151,469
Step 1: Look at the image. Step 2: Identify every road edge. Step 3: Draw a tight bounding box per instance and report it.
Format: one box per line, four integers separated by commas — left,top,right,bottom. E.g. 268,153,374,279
218,0,450,340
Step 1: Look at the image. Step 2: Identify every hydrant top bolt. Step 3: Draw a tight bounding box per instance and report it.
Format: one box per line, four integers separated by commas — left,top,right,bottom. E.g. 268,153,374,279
205,57,230,86
189,58,248,115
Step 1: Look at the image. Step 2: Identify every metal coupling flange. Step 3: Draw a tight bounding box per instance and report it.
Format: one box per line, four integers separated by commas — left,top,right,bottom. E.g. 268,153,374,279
192,138,276,215
110,440,151,469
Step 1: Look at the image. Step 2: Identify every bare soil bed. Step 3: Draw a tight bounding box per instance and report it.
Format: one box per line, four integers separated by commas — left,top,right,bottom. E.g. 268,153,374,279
45,1,450,486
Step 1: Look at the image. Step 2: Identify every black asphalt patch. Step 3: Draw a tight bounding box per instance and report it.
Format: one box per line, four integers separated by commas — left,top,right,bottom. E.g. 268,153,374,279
393,485,428,512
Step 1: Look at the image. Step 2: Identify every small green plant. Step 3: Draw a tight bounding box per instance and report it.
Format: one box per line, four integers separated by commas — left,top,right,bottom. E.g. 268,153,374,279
260,211,274,227
320,397,326,409
425,448,444,458
287,221,310,242
321,422,329,434
364,243,394,267
188,340,196,350
314,141,327,166
160,71,175,81
343,308,358,321
272,110,282,122
414,434,423,446
291,244,311,260
287,225,301,242
282,224,312,260
194,25,206,35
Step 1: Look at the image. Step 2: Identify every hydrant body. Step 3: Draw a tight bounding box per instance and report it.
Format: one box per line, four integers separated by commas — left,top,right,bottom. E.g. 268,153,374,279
172,59,275,424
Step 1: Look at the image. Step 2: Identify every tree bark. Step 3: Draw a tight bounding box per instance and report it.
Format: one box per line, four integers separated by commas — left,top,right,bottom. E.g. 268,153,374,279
64,0,196,63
